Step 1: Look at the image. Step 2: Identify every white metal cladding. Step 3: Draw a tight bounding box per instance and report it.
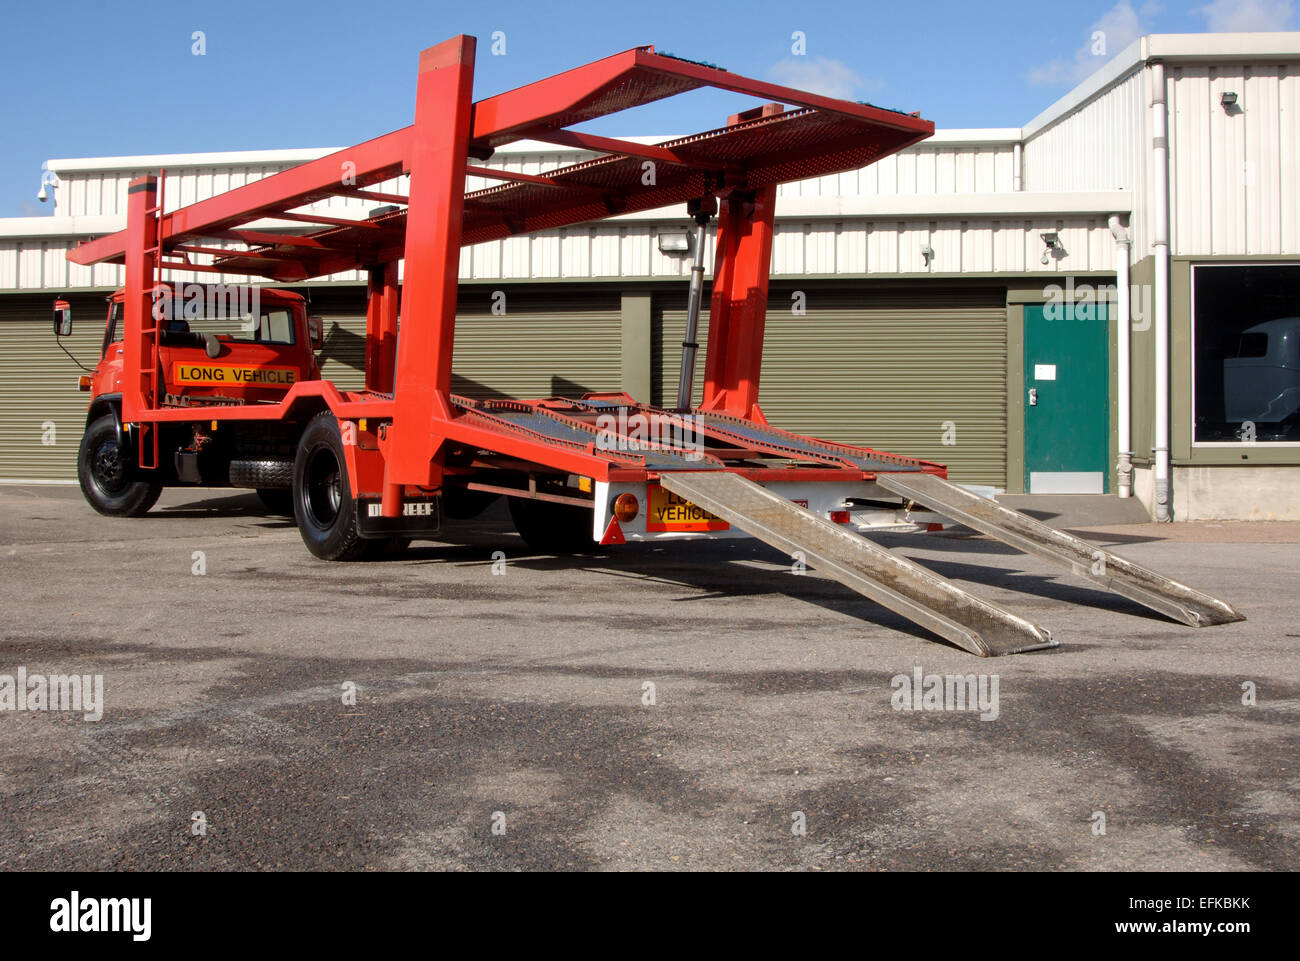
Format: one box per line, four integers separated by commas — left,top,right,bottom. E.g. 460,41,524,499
776,140,1017,199
48,141,1019,221
2,214,1119,291
1167,64,1300,257
1023,68,1149,258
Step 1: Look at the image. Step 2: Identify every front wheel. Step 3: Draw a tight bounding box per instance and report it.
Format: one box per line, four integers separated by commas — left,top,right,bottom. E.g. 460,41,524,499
77,414,162,517
293,412,367,561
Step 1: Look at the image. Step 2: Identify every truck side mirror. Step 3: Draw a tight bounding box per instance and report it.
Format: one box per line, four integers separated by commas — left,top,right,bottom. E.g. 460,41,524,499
53,299,72,337
308,315,325,351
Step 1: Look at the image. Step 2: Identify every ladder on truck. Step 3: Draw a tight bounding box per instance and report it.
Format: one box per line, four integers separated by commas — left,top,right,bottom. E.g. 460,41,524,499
658,470,1243,656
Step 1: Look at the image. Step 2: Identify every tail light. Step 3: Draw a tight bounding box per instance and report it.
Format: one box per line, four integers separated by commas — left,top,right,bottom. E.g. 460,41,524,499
613,493,639,523
830,510,850,524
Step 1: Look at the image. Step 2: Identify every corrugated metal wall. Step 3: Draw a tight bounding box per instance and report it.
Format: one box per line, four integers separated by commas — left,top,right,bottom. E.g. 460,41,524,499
656,287,1008,487
310,293,625,402
0,295,107,480
1023,69,1150,259
777,141,1016,199
449,296,622,400
1,214,1121,292
1168,64,1300,257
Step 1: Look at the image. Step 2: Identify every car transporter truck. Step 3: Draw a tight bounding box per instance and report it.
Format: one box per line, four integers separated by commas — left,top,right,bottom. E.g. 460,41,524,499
53,35,1243,656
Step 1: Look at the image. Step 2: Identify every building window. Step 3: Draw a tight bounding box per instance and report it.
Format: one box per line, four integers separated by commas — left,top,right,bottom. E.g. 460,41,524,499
1193,264,1300,444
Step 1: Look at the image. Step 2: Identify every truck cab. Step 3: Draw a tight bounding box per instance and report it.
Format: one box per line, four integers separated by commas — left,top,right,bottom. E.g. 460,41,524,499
82,284,320,405
54,284,324,516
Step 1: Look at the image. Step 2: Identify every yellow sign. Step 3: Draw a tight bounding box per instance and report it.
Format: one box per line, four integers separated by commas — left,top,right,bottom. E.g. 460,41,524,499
645,484,729,532
172,363,298,387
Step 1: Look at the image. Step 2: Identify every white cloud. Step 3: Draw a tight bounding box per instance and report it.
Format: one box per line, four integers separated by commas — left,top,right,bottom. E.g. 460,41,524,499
1028,1,1149,87
1196,0,1295,31
767,57,880,100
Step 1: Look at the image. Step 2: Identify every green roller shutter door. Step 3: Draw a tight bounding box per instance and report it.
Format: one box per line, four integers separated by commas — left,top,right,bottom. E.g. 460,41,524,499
655,288,1008,488
449,299,622,401
317,314,368,390
318,298,623,401
0,296,110,482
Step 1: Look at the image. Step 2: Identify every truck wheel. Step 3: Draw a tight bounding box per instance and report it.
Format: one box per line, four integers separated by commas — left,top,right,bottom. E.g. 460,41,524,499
77,414,162,517
508,497,595,554
256,488,294,516
293,412,366,561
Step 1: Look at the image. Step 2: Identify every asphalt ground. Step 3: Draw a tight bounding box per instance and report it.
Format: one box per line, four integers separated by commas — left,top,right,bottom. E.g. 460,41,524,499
1,483,1296,871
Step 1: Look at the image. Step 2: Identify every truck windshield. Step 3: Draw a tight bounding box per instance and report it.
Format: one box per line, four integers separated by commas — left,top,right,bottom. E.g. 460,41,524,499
156,295,297,346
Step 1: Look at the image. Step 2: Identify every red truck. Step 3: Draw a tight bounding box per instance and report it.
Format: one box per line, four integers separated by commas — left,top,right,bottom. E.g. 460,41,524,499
53,35,1242,655
58,285,320,519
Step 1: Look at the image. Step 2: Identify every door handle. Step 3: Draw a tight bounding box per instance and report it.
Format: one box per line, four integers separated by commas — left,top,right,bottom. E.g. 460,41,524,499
1028,388,1038,407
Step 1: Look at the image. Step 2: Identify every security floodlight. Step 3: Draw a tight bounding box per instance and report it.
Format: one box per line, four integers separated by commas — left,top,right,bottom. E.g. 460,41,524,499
658,231,691,253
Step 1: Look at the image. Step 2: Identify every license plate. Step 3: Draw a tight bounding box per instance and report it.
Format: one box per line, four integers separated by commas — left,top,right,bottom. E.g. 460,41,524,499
645,485,729,532
368,501,436,517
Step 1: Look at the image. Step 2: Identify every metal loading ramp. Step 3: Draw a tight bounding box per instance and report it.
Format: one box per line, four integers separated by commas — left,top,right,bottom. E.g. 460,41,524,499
657,471,1055,657
873,472,1245,628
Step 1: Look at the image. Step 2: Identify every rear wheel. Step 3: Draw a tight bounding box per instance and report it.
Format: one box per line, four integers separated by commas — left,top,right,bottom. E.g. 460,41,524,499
293,412,367,561
508,497,595,554
77,414,162,517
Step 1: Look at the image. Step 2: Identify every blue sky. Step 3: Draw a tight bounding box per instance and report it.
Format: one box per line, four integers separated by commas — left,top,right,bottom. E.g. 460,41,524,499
2,0,1295,218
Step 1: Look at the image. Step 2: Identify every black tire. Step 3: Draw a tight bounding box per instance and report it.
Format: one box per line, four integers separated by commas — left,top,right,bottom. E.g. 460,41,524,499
292,412,367,561
77,414,162,517
230,458,295,489
508,496,595,554
256,488,294,516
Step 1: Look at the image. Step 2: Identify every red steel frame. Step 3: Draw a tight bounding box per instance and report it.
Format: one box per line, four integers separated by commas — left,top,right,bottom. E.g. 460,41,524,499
68,35,937,517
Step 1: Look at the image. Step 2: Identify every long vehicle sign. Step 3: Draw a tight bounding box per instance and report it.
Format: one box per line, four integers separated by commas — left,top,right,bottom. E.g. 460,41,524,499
171,363,298,387
645,483,729,532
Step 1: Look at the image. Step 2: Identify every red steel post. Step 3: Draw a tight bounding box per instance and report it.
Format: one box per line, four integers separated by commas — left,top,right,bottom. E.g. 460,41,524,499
364,262,400,394
121,175,158,425
385,35,476,490
377,261,400,395
699,183,777,419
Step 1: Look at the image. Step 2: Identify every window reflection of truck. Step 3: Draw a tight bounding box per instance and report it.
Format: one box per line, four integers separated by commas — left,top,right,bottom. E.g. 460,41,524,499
1223,317,1300,441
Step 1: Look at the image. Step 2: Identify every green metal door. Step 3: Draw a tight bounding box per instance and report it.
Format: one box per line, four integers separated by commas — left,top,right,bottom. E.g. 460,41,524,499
1023,302,1109,493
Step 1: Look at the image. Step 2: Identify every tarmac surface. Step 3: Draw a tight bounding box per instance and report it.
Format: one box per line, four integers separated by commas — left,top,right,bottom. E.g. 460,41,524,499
1,483,1297,871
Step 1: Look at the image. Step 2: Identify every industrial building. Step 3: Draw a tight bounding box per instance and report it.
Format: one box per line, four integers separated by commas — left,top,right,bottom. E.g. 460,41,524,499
2,32,1297,520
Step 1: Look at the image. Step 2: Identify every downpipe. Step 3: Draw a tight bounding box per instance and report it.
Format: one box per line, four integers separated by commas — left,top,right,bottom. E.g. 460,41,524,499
1108,214,1133,498
1150,60,1172,521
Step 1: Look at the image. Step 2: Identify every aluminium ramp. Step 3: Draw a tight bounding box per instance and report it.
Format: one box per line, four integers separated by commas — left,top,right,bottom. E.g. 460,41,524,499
873,472,1245,628
657,471,1055,657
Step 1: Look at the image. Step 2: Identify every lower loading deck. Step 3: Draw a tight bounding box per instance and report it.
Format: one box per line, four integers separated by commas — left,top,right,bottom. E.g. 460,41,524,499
140,389,1244,656
442,395,1244,656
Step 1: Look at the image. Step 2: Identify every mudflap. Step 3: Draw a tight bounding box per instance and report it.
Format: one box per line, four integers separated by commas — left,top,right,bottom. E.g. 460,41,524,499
355,495,442,539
